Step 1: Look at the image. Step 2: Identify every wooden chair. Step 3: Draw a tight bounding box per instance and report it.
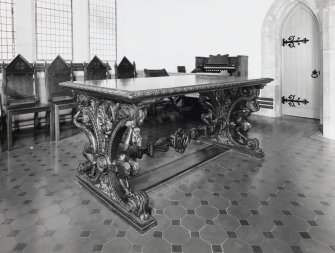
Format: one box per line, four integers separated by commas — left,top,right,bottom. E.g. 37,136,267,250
45,55,75,141
84,55,109,80
144,68,169,77
177,66,186,73
144,68,183,121
1,54,51,151
115,57,137,79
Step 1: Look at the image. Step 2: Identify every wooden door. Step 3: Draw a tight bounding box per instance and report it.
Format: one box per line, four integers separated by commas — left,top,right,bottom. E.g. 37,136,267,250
281,4,320,119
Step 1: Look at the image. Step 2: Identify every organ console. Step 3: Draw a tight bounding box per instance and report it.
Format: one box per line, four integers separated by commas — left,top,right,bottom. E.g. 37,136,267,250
192,54,248,77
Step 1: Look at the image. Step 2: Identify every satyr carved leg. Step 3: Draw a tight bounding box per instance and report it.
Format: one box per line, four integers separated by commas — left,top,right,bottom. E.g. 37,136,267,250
198,86,264,158
73,94,156,233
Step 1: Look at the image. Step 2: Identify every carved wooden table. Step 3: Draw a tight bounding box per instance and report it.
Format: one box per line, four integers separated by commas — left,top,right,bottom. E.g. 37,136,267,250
60,75,273,233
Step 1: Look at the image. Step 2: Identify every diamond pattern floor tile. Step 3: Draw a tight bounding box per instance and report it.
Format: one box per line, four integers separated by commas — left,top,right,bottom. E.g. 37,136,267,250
0,115,335,252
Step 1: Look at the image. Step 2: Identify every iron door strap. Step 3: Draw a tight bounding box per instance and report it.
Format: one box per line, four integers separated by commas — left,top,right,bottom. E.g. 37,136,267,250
282,36,309,48
311,70,320,78
282,95,309,107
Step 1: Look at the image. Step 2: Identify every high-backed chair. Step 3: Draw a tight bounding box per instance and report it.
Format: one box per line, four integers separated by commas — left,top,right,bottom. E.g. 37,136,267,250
45,55,74,141
115,57,137,79
144,68,169,77
84,55,109,80
1,54,51,150
143,68,183,121
177,66,186,73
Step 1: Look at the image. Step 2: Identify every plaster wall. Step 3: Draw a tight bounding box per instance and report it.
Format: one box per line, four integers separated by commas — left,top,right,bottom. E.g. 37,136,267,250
117,0,274,77
322,0,335,139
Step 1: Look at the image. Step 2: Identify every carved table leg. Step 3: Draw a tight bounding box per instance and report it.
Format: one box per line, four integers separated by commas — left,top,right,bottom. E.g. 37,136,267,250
73,94,156,233
199,85,264,158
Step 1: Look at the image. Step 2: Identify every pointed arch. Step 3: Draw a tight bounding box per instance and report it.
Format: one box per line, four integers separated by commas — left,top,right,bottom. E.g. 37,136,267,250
260,0,322,118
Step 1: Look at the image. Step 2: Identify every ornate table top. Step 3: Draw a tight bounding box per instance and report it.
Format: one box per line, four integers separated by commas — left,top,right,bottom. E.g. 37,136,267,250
60,74,273,102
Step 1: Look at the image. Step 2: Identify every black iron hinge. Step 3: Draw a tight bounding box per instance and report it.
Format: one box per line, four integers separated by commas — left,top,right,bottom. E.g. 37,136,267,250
283,36,309,48
282,95,309,107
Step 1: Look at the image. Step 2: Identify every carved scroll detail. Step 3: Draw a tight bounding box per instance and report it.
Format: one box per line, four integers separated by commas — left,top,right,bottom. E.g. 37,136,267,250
120,86,264,159
74,94,151,221
199,86,264,157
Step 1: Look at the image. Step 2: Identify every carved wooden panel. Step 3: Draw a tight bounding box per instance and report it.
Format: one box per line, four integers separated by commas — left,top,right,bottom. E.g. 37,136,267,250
6,54,34,74
6,75,35,100
116,57,136,79
3,54,36,106
46,55,73,100
47,55,71,74
85,55,107,80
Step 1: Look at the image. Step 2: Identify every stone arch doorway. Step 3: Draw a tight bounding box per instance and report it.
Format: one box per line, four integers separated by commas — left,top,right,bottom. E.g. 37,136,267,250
260,0,323,121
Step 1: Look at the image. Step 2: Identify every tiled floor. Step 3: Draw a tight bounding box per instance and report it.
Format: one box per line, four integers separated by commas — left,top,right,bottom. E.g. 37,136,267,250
1,115,335,253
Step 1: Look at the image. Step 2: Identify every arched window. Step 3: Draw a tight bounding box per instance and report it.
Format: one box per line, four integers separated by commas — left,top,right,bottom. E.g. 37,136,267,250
89,0,117,62
35,0,73,61
0,0,15,61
